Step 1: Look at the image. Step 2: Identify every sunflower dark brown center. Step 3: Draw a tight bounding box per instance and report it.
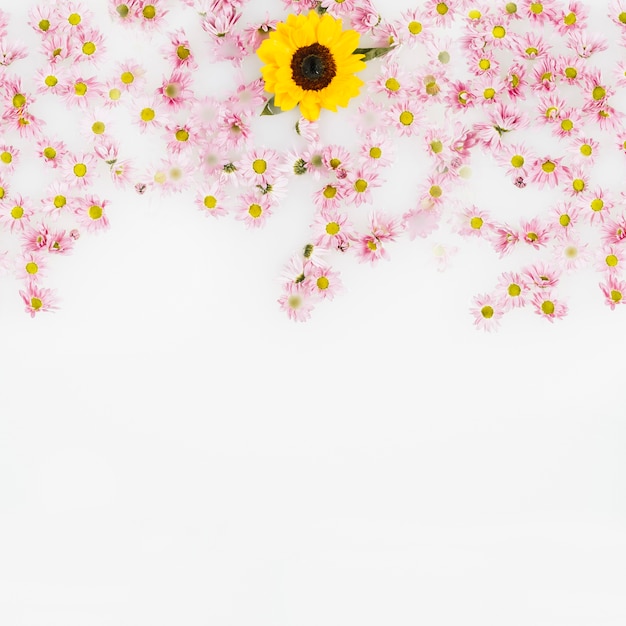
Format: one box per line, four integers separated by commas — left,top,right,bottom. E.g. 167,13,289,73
291,43,337,91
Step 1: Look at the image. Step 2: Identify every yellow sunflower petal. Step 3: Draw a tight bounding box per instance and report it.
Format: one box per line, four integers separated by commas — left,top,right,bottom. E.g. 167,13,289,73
316,13,342,46
299,92,321,121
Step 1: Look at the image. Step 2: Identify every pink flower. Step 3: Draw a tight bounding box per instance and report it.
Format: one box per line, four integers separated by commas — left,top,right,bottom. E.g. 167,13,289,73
340,166,381,207
530,156,569,189
17,252,47,284
235,191,272,229
305,264,342,300
566,30,608,58
74,27,106,65
311,210,353,251
195,184,229,219
524,263,561,290
0,194,34,232
386,98,424,137
532,292,568,322
75,196,110,232
19,284,58,318
457,205,492,238
488,223,519,257
599,275,626,310
63,152,97,188
403,207,441,240
278,282,316,322
471,293,504,331
553,1,588,34
496,272,531,310
163,29,198,70
156,69,195,111
520,218,552,249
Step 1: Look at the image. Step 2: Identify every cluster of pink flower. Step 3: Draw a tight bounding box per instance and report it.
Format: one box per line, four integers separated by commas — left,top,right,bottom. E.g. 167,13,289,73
1,0,625,328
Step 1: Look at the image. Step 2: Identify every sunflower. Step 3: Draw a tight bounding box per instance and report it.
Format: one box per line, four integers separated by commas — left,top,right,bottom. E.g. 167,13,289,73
256,11,367,121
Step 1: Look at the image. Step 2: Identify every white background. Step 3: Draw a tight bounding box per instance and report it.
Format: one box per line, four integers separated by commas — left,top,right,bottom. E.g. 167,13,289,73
2,1,626,624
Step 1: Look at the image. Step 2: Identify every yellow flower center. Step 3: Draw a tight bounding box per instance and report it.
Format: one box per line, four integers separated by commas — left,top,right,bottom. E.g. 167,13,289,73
45,75,58,87
481,305,494,319
526,232,538,242
468,10,481,19
326,222,340,235
541,301,554,315
369,147,382,159
121,71,134,84
385,77,400,91
606,254,618,267
43,147,57,160
323,185,337,199
12,94,26,108
89,205,103,220
82,42,96,55
508,284,521,296
399,111,414,125
564,12,577,25
354,179,368,193
559,214,570,227
430,140,443,153
572,179,585,192
526,47,538,56
506,3,518,14
511,155,524,168
74,82,87,96
248,203,262,218
73,163,87,177
620,12,626,23
177,45,190,60
11,206,23,219
316,276,329,290
252,159,267,174
580,144,592,156
54,195,66,208
478,59,490,71
117,4,130,18
92,121,105,134
591,198,604,211
143,6,156,19
561,119,573,131
31,297,43,310
611,290,622,302
483,88,495,99
109,88,121,101
530,3,543,14
367,240,377,251
1,151,12,164
565,245,578,259
592,86,606,100
408,21,422,35
203,195,217,209
0,186,4,199
493,25,505,38
38,19,50,31
542,161,555,173
141,108,155,122
470,216,483,229
176,129,189,142
436,2,448,15
430,185,442,198
541,72,552,81
329,158,341,169
25,262,38,274
68,13,81,25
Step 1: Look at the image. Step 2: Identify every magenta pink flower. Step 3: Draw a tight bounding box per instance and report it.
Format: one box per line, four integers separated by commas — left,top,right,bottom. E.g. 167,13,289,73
530,155,569,189
156,69,194,111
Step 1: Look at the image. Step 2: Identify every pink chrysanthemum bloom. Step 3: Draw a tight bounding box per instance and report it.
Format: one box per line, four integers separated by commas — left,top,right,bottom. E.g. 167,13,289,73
74,27,106,65
47,229,75,255
550,201,581,237
63,152,97,188
552,108,582,139
0,176,9,203
195,184,229,219
0,194,34,232
75,196,110,232
278,282,316,322
56,2,93,32
596,245,625,275
0,144,19,173
115,61,147,94
582,187,613,224
305,264,342,300
523,0,558,24
468,49,499,78
164,122,201,154
414,69,449,103
445,79,476,111
110,160,137,188
236,191,273,229
134,0,169,30
215,109,251,151
41,182,74,220
237,148,284,187
61,71,102,108
319,0,359,17
321,144,351,176
134,100,167,134
600,214,626,246
109,1,136,26
556,55,586,86
355,233,389,264
532,291,568,322
311,210,353,251
530,156,569,189
19,284,58,318
554,1,588,35
531,57,558,92
28,4,59,35
350,0,381,34
471,293,504,332
563,167,589,198
312,182,344,213
163,29,198,70
371,60,410,99
474,102,528,149
515,32,551,60
21,223,51,253
496,271,531,310
17,252,47,284
503,64,527,101
0,39,28,67
386,98,423,137
520,218,552,249
609,0,626,27
537,93,566,124
568,135,599,165
366,128,400,166
488,223,519,257
494,143,535,181
524,263,561,290
566,30,608,58
599,276,626,310
395,9,429,47
370,211,403,243
457,205,492,238
33,66,63,95
341,166,381,207
552,235,589,272
157,69,194,111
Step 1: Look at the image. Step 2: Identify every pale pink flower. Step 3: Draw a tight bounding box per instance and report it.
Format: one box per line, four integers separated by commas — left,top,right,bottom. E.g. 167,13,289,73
215,109,251,150
355,233,389,264
556,55,586,85
359,131,395,168
445,80,476,111
596,246,625,275
530,156,569,189
402,207,441,240
60,71,102,108
474,102,528,149
341,166,381,207
278,282,316,322
488,223,519,257
370,211,403,243
74,27,106,65
350,1,381,34
581,187,613,224
524,263,561,290
600,214,626,246
394,9,429,47
109,0,137,25
425,0,459,26
0,40,28,67
115,61,147,94
28,4,60,35
41,32,73,64
0,144,18,173
156,69,195,111
567,30,608,58
563,167,589,198
568,135,600,165
75,196,110,232
553,1,588,35
321,144,351,176
195,183,229,219
514,32,551,60
532,292,568,322
386,98,423,137
56,2,94,32
34,66,63,95
311,210,353,251
550,202,582,237
63,152,97,188
520,218,552,249
0,194,34,232
134,0,169,30
457,205,492,238
110,160,137,188
41,182,75,219
312,182,344,213
305,264,342,300
371,60,411,99
19,284,58,318
599,275,626,310
494,143,535,180
471,293,504,332
47,229,76,255
496,271,531,310
552,235,589,272
17,252,47,284
237,148,284,186
163,29,198,70
531,57,558,92
236,191,273,229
